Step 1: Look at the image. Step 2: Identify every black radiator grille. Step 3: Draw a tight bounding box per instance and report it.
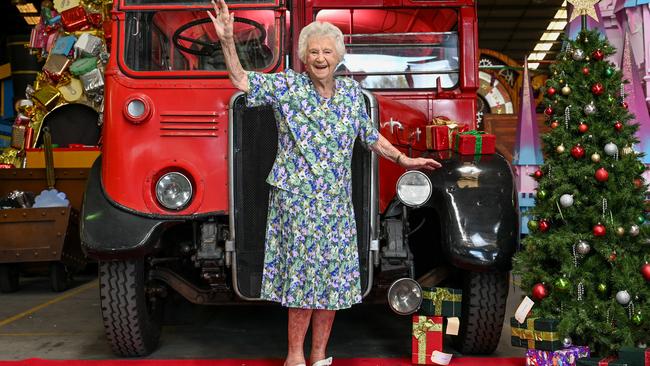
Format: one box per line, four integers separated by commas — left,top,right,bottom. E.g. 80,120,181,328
232,95,372,299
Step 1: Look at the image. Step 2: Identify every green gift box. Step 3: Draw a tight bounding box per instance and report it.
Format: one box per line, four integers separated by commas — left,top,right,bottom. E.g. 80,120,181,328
618,346,649,366
576,356,631,366
420,287,462,317
510,317,562,351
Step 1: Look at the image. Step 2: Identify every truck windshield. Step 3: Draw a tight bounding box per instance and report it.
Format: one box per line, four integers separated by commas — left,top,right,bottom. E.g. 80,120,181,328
316,9,459,90
123,10,279,73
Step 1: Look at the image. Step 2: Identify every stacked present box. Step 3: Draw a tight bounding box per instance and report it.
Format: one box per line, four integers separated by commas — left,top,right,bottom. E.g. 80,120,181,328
425,116,470,151
511,317,591,366
0,0,111,168
453,130,496,155
411,287,462,365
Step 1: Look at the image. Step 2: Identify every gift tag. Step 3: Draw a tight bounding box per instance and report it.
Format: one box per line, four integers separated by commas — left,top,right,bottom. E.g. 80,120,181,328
54,0,80,12
514,296,535,324
445,317,459,336
58,78,83,102
430,351,453,365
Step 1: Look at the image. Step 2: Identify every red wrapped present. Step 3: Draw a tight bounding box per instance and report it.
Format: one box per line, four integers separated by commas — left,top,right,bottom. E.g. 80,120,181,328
411,315,443,365
453,130,496,155
425,117,469,151
618,346,649,366
61,6,89,32
29,22,47,49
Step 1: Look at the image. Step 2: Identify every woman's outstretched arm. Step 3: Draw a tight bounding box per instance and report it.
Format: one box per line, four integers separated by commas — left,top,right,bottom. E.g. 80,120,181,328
370,134,442,170
207,0,249,92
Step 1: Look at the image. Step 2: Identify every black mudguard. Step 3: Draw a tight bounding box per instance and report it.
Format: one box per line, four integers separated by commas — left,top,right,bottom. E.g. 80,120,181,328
424,151,519,272
80,157,180,260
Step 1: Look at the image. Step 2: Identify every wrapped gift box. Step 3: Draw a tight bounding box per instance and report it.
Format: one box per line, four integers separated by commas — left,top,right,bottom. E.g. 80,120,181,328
511,317,562,351
425,117,469,151
576,356,630,366
618,346,649,366
61,6,89,32
453,130,496,155
420,287,462,317
526,346,590,366
412,315,443,365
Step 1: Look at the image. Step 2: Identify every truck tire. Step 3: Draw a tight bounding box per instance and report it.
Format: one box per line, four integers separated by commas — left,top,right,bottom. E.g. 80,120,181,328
453,271,509,354
50,262,69,292
0,264,20,293
99,259,162,357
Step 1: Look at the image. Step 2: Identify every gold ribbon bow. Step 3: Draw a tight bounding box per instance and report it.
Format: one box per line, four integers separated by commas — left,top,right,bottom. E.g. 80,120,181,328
423,288,462,316
412,316,443,364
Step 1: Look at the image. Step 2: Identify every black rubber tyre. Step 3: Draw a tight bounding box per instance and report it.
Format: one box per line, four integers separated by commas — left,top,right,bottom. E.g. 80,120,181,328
453,271,509,354
0,264,20,293
99,259,162,357
49,262,69,292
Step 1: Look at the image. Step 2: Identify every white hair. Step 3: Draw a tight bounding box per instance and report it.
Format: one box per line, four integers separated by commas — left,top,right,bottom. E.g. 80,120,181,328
297,21,346,64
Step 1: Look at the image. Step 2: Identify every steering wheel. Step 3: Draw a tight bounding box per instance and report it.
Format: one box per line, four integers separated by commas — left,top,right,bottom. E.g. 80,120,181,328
172,17,267,57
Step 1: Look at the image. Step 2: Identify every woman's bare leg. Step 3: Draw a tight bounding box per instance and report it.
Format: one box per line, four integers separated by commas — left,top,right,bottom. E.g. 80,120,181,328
286,307,313,366
309,309,336,365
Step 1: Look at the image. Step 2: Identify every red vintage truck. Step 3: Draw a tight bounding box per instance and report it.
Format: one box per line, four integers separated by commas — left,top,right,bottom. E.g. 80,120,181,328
81,0,518,356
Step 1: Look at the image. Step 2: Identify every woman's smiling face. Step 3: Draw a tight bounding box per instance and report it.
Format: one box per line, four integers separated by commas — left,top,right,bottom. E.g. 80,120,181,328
304,36,340,84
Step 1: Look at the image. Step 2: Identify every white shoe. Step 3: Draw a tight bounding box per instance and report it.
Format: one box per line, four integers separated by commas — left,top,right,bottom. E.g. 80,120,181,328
312,357,333,366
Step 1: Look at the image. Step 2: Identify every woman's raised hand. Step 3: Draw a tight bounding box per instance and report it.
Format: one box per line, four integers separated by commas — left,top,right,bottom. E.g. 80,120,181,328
207,0,234,41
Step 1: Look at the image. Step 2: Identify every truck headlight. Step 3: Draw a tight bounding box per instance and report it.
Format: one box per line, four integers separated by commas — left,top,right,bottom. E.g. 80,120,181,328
387,278,422,315
155,172,193,210
396,171,432,207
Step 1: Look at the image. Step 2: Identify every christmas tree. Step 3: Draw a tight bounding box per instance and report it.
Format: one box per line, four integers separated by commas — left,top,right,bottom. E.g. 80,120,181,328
512,28,650,354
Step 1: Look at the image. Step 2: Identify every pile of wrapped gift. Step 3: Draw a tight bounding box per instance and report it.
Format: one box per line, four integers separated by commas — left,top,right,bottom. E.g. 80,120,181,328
511,317,591,366
0,0,112,168
424,116,496,155
412,286,462,365
576,346,649,366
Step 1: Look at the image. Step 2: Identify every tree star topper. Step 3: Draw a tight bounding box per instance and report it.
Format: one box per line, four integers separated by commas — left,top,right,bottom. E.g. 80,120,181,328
567,0,600,22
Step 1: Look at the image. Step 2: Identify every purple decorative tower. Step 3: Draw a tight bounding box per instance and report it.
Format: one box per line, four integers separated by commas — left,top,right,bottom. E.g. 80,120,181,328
512,60,544,235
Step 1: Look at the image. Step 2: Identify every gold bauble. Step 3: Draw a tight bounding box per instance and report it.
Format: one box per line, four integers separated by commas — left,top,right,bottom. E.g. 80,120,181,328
591,153,601,162
561,85,572,95
556,144,566,154
622,146,634,155
616,226,625,236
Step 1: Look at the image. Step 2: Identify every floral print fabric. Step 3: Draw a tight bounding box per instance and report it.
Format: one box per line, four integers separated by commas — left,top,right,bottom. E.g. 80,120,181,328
246,69,378,309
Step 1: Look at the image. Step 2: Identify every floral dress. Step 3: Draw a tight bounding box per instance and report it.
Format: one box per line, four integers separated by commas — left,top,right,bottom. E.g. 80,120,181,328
246,69,379,310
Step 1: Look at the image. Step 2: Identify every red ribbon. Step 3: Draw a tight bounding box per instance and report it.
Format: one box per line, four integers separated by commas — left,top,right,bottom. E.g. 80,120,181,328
599,355,617,366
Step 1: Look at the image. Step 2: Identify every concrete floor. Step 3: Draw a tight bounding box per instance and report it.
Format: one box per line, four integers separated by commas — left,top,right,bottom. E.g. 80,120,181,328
0,272,526,360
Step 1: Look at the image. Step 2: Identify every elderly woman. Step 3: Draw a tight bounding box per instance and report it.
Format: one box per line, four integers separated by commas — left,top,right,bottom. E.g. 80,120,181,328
208,1,441,365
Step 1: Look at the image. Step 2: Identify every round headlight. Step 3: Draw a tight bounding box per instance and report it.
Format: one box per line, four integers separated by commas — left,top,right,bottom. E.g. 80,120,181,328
127,99,146,118
396,171,432,207
387,278,422,315
155,172,193,210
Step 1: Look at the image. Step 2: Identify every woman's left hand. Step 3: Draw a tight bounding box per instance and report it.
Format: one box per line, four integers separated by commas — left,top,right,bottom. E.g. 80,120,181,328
400,156,442,170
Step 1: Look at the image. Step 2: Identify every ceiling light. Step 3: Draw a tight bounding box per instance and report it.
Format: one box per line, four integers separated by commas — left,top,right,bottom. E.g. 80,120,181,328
24,16,40,25
528,0,568,69
16,3,37,13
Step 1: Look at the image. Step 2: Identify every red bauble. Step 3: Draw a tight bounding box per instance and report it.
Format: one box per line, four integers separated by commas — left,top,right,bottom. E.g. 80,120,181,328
544,106,554,116
622,101,629,109
593,223,606,237
538,219,550,232
591,82,604,96
547,87,557,97
641,263,650,281
614,121,623,131
571,145,585,159
550,120,560,129
578,123,589,133
595,167,609,182
592,49,605,61
609,252,617,262
532,283,548,301
634,178,643,189
533,169,544,180
582,67,590,75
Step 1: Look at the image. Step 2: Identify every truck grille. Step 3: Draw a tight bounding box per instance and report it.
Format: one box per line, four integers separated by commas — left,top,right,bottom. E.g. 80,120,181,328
159,111,220,137
231,94,373,299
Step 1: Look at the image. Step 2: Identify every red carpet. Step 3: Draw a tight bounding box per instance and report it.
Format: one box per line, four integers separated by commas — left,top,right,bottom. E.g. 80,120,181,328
0,358,525,366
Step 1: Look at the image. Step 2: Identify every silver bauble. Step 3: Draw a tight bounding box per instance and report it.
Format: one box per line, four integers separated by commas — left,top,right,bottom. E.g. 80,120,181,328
584,102,597,115
630,225,640,236
562,336,573,348
591,153,601,162
572,49,585,61
560,194,574,208
576,240,591,255
616,290,631,305
604,142,618,156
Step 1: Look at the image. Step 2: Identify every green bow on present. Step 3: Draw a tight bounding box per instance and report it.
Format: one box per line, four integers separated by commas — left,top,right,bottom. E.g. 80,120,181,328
422,288,462,316
456,130,487,155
